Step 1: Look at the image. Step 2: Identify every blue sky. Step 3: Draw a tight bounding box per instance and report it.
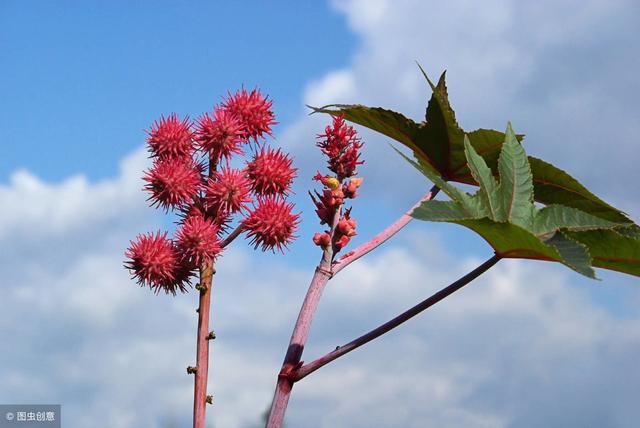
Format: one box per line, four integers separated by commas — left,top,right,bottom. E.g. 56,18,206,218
0,0,354,181
1,1,639,427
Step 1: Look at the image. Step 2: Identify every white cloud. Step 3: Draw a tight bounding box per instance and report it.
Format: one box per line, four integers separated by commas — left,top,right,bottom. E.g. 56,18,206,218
1,161,639,427
0,147,150,242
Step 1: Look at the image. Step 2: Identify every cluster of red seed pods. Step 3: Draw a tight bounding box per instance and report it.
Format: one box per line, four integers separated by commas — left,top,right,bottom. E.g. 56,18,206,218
125,89,299,294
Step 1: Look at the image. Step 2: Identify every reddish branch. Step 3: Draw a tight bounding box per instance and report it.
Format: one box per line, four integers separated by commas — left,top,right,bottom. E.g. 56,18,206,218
220,224,246,248
266,186,440,427
294,254,501,381
193,261,215,428
266,209,341,428
332,185,440,275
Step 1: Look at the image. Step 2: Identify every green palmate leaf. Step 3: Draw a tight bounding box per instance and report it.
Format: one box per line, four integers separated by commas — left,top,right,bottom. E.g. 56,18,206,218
497,124,534,227
311,66,630,223
545,233,594,278
564,229,640,277
404,124,637,279
527,157,629,223
618,225,640,240
463,136,500,219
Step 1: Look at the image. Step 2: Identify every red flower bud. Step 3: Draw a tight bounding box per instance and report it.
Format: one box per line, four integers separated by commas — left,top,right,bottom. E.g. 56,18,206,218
337,218,357,237
334,234,351,251
313,172,341,190
312,232,331,247
343,177,364,199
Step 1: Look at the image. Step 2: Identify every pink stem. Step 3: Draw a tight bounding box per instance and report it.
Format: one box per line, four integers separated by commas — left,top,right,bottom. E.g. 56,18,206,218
294,254,501,381
193,156,219,428
265,186,439,427
331,185,439,276
220,224,245,249
265,209,341,428
193,261,215,428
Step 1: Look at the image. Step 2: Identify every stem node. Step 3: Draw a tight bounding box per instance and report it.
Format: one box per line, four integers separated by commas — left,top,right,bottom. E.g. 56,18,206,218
314,266,333,278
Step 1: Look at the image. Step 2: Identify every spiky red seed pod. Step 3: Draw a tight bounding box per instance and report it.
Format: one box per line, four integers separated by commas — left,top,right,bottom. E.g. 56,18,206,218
177,201,206,223
205,167,253,214
243,196,300,252
175,215,222,265
223,88,276,141
125,231,178,292
146,114,195,160
143,157,202,210
247,146,297,195
195,107,245,163
166,260,196,295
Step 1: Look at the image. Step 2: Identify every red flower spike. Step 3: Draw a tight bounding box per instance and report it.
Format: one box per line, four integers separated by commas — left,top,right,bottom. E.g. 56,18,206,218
205,167,253,214
125,231,180,293
243,196,300,253
316,114,363,181
247,147,297,195
195,107,245,163
143,157,202,211
175,215,222,265
146,114,194,160
223,88,276,141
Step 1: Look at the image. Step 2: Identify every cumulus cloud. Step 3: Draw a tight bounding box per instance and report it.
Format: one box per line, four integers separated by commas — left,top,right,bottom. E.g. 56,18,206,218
1,163,639,427
0,147,150,241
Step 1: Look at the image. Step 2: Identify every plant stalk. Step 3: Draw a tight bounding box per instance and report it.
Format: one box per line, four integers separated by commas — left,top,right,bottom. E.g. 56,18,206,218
265,186,439,427
332,185,439,275
294,254,501,381
193,261,215,428
265,209,341,428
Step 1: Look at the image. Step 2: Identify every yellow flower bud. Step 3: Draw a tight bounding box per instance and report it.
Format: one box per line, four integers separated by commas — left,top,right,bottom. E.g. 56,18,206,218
325,176,341,190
